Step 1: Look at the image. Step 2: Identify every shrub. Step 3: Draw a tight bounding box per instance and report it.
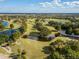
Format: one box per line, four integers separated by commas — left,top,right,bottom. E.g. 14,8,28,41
73,28,79,35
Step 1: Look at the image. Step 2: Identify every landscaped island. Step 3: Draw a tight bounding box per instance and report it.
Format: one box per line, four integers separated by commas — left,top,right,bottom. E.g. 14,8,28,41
0,14,79,59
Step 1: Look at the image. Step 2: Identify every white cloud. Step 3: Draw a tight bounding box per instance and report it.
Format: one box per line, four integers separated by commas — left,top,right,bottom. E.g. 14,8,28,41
40,0,63,8
63,1,79,7
40,2,53,8
53,0,62,6
40,0,79,8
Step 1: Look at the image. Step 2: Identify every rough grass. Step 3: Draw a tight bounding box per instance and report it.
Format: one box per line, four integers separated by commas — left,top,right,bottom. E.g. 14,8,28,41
17,38,51,59
0,48,9,54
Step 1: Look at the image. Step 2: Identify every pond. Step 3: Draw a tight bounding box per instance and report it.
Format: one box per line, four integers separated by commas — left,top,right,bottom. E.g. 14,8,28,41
0,29,16,36
2,21,9,27
0,20,17,36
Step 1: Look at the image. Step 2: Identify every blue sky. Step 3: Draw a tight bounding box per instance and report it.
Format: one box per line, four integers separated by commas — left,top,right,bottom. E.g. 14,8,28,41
0,0,79,13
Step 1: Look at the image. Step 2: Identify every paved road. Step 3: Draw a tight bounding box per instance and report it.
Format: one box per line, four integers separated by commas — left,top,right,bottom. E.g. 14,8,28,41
58,30,79,38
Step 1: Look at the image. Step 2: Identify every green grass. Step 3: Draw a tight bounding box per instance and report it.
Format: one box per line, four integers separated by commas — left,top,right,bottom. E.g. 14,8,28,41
0,48,9,54
26,19,36,35
16,38,51,59
15,37,73,59
10,43,20,53
0,18,73,59
50,19,71,24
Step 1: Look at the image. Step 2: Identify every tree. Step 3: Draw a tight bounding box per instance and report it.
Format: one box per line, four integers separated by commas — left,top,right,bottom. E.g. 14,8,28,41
39,27,51,37
0,23,5,30
34,22,43,31
65,27,73,35
18,27,25,34
73,28,79,35
61,22,71,30
34,21,52,40
10,49,26,59
51,52,64,59
67,41,79,51
10,24,14,29
64,46,78,59
0,34,9,45
38,27,52,41
48,21,56,26
11,30,21,42
49,38,79,59
55,25,61,30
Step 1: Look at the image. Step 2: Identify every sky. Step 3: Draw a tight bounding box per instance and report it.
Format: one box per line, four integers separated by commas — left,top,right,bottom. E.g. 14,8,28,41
0,0,79,13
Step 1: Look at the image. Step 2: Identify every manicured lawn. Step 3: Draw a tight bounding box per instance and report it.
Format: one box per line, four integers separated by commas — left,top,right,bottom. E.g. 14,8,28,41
26,19,36,35
50,19,71,24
